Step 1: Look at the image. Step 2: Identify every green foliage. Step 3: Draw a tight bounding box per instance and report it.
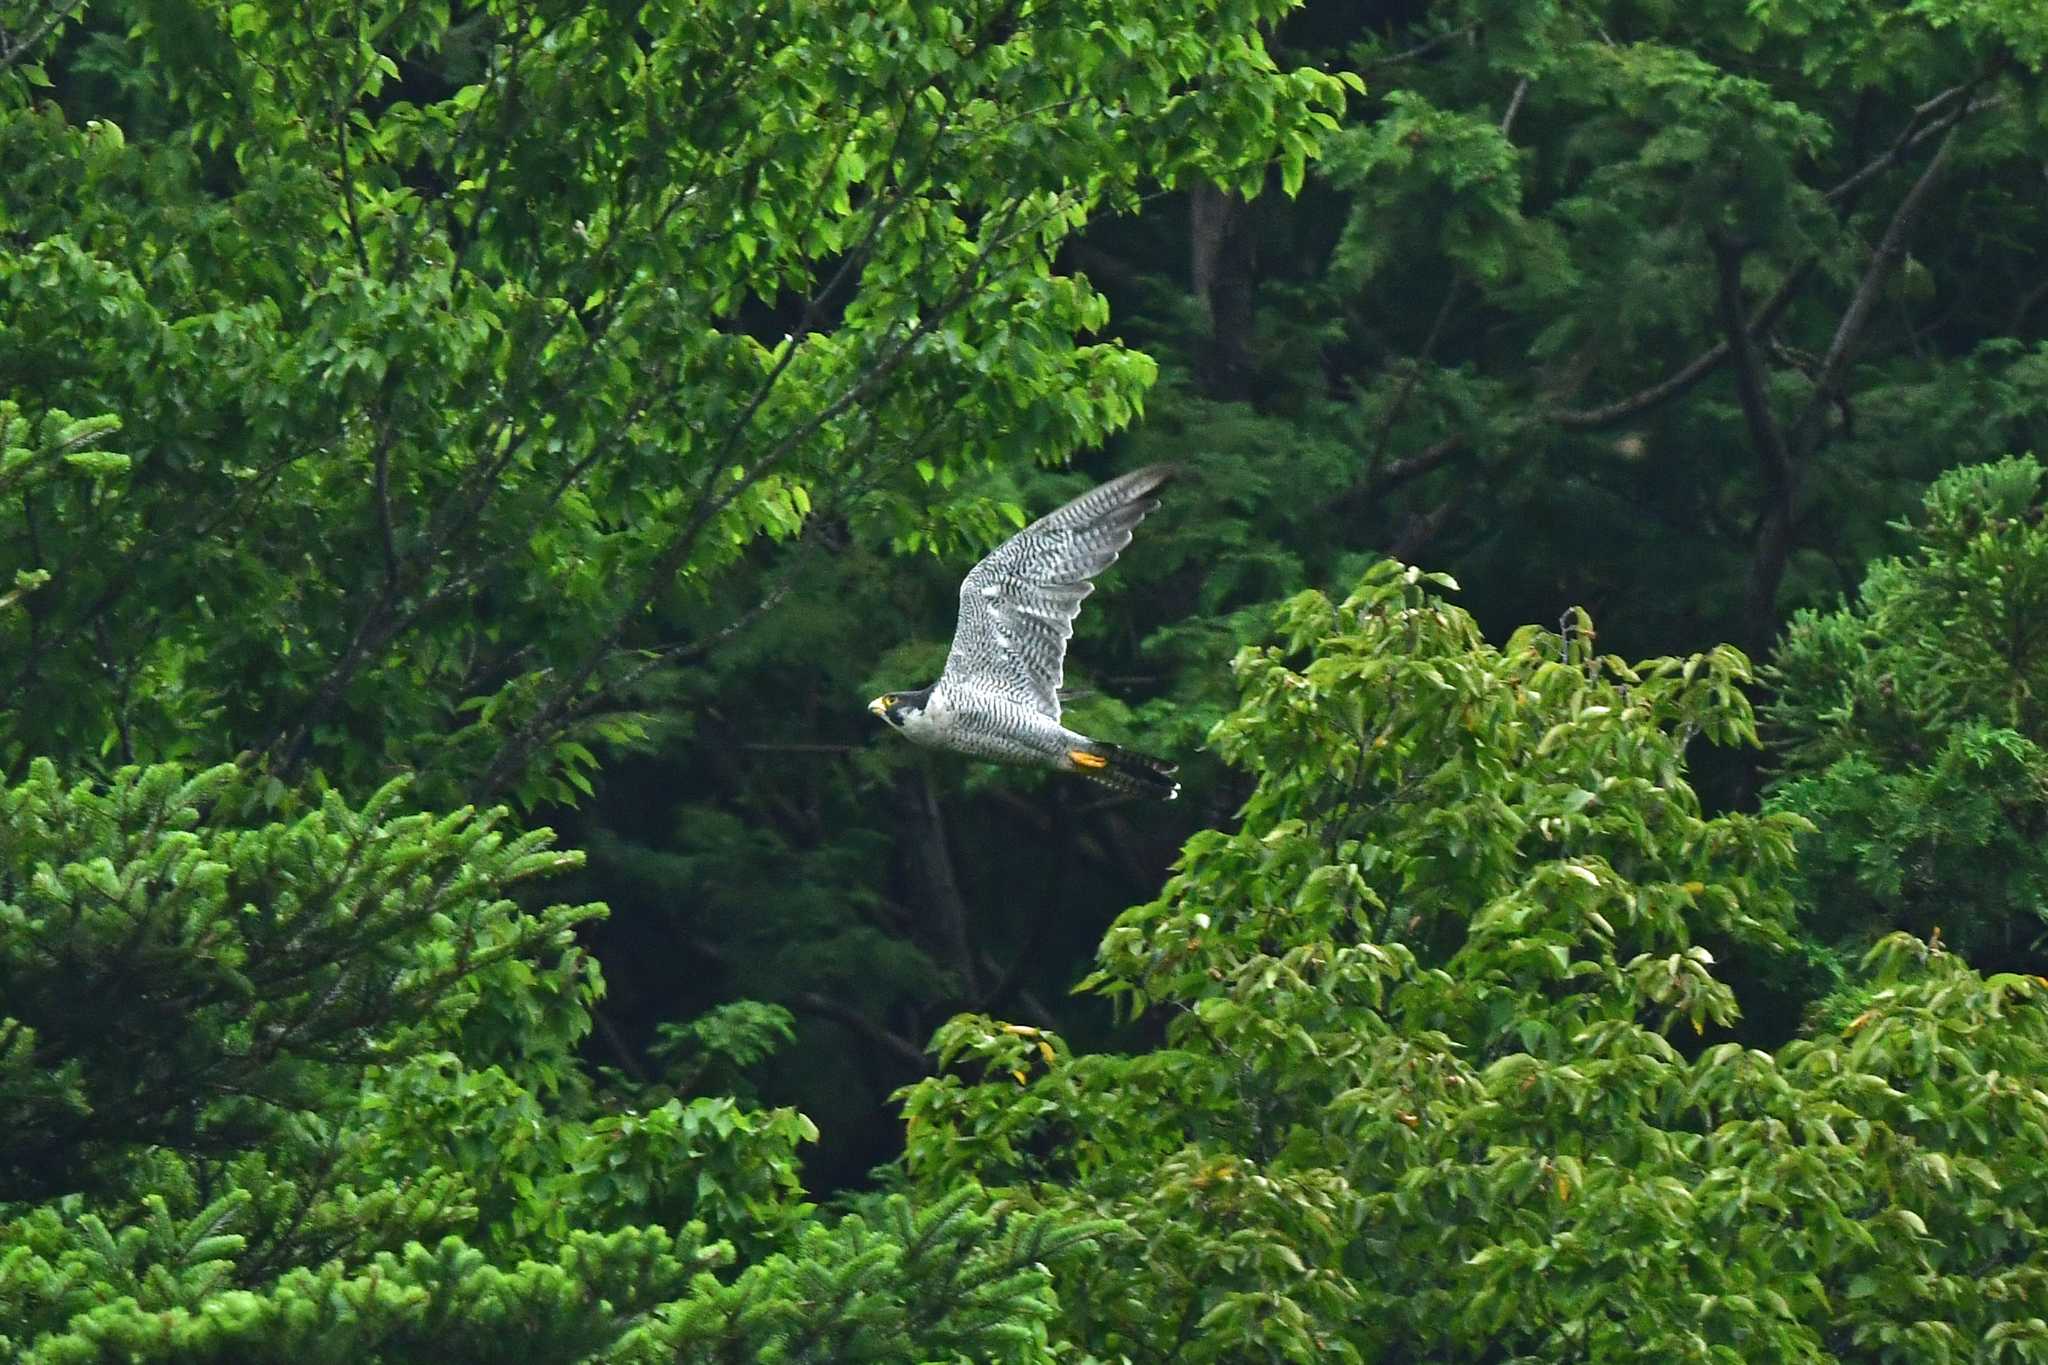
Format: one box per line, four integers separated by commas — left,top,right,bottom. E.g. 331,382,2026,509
901,562,2048,1360
0,758,1106,1361
5,1222,712,1365
0,759,599,1199
0,0,1348,801
16,0,2048,1356
4,0,1344,1346
1767,455,2048,966
424,0,2048,1227
1,1181,1101,1364
0,402,125,616
647,1000,800,1098
1094,0,2048,659
624,1187,1113,1365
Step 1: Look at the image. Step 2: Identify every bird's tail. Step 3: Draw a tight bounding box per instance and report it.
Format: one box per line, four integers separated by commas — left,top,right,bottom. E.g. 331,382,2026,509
1070,742,1180,801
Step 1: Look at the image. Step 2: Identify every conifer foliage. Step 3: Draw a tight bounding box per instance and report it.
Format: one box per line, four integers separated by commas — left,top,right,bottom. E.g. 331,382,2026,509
0,760,1102,1362
1767,456,2048,969
0,760,597,1198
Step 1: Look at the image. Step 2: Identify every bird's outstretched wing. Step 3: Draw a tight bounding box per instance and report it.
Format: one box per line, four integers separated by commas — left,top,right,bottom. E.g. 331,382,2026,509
940,464,1175,717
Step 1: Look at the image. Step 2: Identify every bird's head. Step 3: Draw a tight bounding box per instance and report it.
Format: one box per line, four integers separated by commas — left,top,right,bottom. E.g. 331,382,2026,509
867,686,932,731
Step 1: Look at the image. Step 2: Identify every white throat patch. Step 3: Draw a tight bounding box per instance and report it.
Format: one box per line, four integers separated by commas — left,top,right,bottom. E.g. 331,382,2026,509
898,686,948,741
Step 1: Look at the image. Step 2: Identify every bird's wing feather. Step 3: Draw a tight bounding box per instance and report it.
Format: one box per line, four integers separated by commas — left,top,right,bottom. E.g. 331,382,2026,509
941,465,1175,717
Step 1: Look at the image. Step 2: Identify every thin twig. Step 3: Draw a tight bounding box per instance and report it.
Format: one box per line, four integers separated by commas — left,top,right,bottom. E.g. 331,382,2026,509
1499,76,1531,136
786,991,929,1069
733,742,862,754
0,0,87,74
1547,262,1811,430
476,191,1055,795
1825,93,2001,206
1798,119,1964,448
1361,23,1476,72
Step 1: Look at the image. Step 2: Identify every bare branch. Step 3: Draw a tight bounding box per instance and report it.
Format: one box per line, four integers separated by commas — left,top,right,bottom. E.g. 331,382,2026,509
370,418,400,590
1335,433,1469,518
1499,76,1531,137
1375,432,1468,494
785,991,929,1070
1388,490,1466,563
1713,239,1796,494
1548,262,1811,430
1366,286,1461,471
474,191,1055,796
974,953,1060,1032
0,0,86,74
686,930,929,1069
2008,276,2048,337
1552,79,1984,446
1825,91,1999,206
271,52,930,773
1713,236,1799,649
732,742,863,754
334,106,371,276
1799,119,1962,449
906,767,978,998
1361,23,1476,72
465,394,963,764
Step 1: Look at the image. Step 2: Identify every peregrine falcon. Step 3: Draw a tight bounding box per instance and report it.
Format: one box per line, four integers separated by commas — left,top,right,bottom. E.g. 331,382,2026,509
868,465,1181,800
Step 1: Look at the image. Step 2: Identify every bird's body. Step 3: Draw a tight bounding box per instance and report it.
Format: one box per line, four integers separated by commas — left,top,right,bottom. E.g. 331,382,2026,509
869,465,1181,800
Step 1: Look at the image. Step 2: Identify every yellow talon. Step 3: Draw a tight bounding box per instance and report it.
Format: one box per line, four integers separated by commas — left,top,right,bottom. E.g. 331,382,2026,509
1069,749,1109,770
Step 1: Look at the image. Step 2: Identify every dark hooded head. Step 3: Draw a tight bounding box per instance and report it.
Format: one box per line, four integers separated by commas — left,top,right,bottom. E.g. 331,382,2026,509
866,685,934,730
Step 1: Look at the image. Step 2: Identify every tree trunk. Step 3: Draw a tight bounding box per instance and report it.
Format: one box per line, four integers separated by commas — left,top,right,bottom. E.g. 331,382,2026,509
901,769,979,997
1190,183,1256,401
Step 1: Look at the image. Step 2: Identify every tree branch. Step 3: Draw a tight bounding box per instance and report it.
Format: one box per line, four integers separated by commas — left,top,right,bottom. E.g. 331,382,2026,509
476,398,964,766
1361,23,1476,72
2008,275,2048,337
785,991,929,1070
474,190,1051,796
1388,490,1466,563
1359,77,1526,480
1548,262,1811,430
686,932,928,1070
907,767,979,998
369,413,401,590
1713,240,1797,494
973,953,1060,1032
1824,90,1999,207
334,104,372,276
1373,433,1467,496
1711,236,1798,649
1333,433,1469,517
0,0,86,74
272,66,934,778
1798,119,1963,449
1499,76,1531,138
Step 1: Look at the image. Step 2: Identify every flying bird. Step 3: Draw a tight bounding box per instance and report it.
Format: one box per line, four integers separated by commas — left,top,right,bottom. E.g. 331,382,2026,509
868,464,1181,800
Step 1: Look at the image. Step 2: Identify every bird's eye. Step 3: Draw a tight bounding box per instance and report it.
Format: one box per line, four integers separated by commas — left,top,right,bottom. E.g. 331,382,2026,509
883,695,896,706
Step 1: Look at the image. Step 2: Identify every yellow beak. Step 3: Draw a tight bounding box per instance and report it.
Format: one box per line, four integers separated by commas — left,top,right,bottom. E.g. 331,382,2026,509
867,696,888,718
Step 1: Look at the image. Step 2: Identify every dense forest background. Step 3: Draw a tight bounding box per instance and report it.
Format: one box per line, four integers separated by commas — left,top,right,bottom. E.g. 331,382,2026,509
7,0,2048,1359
